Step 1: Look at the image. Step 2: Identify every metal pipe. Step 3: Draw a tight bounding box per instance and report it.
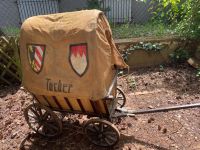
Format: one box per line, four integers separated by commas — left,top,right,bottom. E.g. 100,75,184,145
116,102,200,115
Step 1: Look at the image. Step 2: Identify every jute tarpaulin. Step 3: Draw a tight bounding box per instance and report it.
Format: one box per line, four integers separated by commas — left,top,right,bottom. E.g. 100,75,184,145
20,9,128,101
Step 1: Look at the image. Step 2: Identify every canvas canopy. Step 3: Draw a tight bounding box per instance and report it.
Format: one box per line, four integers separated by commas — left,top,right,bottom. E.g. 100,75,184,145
20,9,128,100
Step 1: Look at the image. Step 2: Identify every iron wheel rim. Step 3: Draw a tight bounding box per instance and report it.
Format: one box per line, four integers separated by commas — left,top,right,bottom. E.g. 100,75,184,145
84,119,120,147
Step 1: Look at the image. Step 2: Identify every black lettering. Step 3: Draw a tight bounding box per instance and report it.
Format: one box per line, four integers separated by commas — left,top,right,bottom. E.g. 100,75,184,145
58,80,62,92
49,82,53,91
46,78,51,91
45,78,72,93
68,84,72,93
54,83,58,92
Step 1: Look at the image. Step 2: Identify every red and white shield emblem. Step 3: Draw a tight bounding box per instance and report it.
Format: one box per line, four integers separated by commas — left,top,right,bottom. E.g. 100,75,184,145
27,44,46,73
69,43,88,77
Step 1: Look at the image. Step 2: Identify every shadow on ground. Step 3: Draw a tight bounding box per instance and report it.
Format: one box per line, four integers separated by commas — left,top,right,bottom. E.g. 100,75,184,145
19,119,169,150
0,85,20,98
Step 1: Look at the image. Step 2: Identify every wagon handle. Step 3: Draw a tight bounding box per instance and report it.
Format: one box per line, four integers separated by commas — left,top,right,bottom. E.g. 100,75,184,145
112,102,200,117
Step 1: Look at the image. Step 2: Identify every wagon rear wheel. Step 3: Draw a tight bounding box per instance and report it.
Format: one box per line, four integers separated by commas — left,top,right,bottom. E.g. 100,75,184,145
116,87,126,108
24,103,62,137
84,118,120,147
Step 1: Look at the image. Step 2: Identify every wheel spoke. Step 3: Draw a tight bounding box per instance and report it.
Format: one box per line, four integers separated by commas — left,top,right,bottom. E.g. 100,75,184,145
29,119,39,124
30,107,40,119
28,113,37,119
24,104,62,137
105,134,116,141
117,102,122,105
44,122,59,132
100,123,104,132
37,123,43,132
84,119,119,147
86,126,96,133
94,124,99,132
117,96,123,99
104,131,117,136
42,111,49,121
104,137,113,146
37,107,43,116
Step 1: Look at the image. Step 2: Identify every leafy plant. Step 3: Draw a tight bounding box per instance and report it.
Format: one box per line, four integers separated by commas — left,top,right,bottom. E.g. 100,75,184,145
147,0,200,39
159,64,164,71
131,42,163,52
112,21,174,39
149,0,186,24
169,48,190,63
175,0,200,39
122,42,164,62
127,76,136,91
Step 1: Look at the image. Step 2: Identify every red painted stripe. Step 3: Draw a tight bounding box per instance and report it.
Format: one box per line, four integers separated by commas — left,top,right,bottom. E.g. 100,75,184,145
35,48,42,61
34,58,41,70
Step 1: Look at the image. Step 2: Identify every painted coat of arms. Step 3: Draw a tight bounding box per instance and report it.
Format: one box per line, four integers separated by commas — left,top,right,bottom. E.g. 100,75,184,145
27,44,46,73
69,43,88,77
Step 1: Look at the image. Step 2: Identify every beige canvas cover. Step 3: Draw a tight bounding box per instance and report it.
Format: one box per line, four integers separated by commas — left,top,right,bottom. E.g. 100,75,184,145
20,9,128,101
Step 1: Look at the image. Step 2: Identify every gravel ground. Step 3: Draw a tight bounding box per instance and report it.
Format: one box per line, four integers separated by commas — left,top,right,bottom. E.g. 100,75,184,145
0,63,200,150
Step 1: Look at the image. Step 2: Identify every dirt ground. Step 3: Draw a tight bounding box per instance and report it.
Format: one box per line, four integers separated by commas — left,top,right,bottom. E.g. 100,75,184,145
1,63,200,150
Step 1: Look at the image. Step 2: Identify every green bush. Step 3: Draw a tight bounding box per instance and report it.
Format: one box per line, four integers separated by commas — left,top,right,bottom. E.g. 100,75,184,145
1,26,20,36
149,0,200,39
169,48,190,63
111,21,174,39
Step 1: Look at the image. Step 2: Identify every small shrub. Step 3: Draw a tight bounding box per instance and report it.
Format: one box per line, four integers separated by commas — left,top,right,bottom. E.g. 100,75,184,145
1,27,20,36
87,0,110,12
132,42,163,52
169,48,190,63
122,42,164,62
112,21,174,39
127,76,136,91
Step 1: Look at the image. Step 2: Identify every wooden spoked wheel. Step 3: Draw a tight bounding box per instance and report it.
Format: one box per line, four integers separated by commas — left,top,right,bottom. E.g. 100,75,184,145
116,87,126,108
24,103,62,137
84,118,120,147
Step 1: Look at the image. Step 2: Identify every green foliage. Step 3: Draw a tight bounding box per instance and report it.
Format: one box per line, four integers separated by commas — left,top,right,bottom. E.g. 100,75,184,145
87,0,110,12
112,21,174,39
149,0,200,39
150,0,185,24
175,0,200,39
87,0,102,9
1,27,20,36
169,48,190,63
130,42,163,52
159,65,164,71
127,76,136,91
122,42,164,62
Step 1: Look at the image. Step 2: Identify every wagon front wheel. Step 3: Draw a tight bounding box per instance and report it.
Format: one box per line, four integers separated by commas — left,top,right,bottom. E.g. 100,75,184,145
24,103,62,137
84,118,120,147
